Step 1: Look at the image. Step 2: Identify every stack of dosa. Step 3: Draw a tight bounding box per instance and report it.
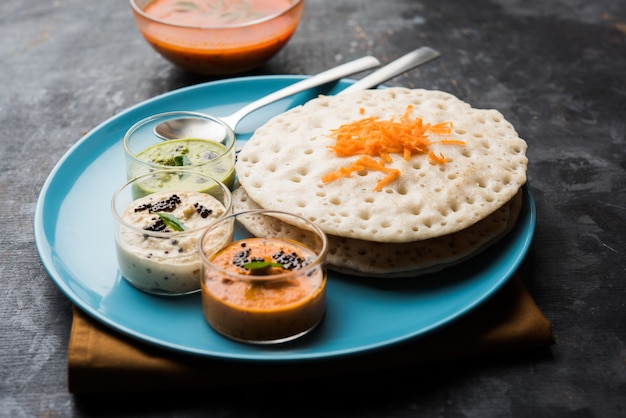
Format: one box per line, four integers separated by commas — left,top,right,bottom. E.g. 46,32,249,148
234,88,528,278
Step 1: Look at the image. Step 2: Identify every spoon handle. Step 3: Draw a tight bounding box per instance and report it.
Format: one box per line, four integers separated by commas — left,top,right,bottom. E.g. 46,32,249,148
222,56,381,130
338,46,440,95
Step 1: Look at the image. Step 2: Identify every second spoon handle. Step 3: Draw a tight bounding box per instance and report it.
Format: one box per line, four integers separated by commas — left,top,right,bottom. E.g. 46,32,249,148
338,46,441,95
222,56,381,130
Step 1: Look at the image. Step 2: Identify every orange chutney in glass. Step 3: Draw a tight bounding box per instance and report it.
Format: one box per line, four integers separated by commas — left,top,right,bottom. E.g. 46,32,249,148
201,237,326,343
139,0,302,75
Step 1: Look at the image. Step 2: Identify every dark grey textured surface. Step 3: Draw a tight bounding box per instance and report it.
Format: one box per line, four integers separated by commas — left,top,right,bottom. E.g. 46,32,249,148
1,0,625,416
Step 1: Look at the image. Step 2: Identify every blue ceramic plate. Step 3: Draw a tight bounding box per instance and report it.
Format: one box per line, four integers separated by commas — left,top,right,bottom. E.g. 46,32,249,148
34,76,536,361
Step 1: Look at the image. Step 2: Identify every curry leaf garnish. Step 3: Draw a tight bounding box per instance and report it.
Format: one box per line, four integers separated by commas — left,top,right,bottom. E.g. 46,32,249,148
243,261,284,274
173,154,192,166
156,212,186,231
171,0,265,22
173,1,200,12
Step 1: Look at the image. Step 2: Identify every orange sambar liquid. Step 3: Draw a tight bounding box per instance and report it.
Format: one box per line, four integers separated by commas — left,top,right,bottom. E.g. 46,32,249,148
141,0,300,74
201,237,326,343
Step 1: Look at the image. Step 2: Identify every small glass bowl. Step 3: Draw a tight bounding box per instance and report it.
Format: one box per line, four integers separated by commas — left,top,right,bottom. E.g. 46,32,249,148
129,0,304,75
123,111,237,190
198,210,328,344
111,169,232,296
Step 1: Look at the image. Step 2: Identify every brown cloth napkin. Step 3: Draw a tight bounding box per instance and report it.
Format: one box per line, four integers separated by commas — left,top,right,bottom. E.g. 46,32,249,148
67,275,554,394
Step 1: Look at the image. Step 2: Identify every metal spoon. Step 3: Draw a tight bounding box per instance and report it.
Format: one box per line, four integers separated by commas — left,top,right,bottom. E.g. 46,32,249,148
154,56,381,140
154,46,440,141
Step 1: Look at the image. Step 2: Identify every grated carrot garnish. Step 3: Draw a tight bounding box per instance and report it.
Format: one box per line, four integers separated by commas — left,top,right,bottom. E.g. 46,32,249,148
428,151,447,164
323,105,464,191
322,156,400,192
439,139,466,146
